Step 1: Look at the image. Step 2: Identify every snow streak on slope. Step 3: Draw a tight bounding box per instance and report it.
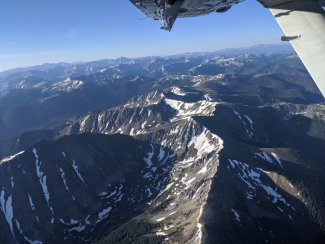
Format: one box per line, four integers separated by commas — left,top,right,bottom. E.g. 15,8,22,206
228,159,295,214
255,151,284,169
0,151,24,164
72,160,87,187
97,207,112,223
33,148,54,216
234,110,255,138
0,189,14,238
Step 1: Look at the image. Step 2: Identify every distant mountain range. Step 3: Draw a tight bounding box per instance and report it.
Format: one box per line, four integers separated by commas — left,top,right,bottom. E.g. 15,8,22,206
0,44,324,243
0,44,294,82
0,44,318,141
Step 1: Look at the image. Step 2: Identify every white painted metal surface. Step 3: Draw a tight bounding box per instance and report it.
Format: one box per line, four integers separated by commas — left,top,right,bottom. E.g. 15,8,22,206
268,0,325,96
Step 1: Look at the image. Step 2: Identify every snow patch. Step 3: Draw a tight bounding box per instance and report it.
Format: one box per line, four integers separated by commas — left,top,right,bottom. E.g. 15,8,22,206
271,152,284,168
158,147,165,161
72,160,87,186
144,144,154,168
231,209,240,222
51,78,83,92
145,188,152,198
255,152,284,169
68,224,86,232
204,94,213,101
33,148,53,213
97,206,112,223
170,86,186,96
189,128,219,156
158,182,174,197
233,111,254,138
195,207,204,243
28,194,36,211
228,159,291,207
15,219,43,243
244,115,254,130
0,150,24,163
10,177,14,188
59,168,70,192
164,98,217,119
0,188,14,238
156,217,166,222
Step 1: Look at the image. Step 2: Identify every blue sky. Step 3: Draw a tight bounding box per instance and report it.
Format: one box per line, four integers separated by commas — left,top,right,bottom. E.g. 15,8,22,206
0,0,283,71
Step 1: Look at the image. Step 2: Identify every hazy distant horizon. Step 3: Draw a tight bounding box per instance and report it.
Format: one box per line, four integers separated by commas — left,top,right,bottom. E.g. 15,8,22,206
0,43,294,74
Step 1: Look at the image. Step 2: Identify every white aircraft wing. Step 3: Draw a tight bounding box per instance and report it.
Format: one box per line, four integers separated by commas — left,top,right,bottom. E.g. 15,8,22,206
261,0,325,96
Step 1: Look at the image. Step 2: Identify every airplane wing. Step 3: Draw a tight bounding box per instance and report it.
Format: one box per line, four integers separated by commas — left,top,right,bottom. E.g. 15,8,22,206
259,0,325,96
130,0,240,30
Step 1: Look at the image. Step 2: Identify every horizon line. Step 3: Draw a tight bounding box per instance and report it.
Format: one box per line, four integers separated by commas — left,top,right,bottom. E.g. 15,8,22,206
0,43,292,74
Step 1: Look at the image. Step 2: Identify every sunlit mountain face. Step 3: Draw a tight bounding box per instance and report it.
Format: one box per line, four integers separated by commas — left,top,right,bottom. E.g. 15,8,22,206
0,45,324,243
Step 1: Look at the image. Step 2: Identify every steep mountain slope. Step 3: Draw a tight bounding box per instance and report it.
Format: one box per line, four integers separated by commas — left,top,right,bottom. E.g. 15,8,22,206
1,85,324,243
0,88,226,243
0,133,177,243
195,104,325,243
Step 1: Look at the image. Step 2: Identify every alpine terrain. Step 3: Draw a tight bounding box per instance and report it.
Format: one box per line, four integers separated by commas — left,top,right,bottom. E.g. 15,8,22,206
0,45,324,244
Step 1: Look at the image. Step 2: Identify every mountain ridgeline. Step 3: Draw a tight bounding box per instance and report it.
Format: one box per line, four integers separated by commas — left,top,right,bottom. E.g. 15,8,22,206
0,45,324,243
